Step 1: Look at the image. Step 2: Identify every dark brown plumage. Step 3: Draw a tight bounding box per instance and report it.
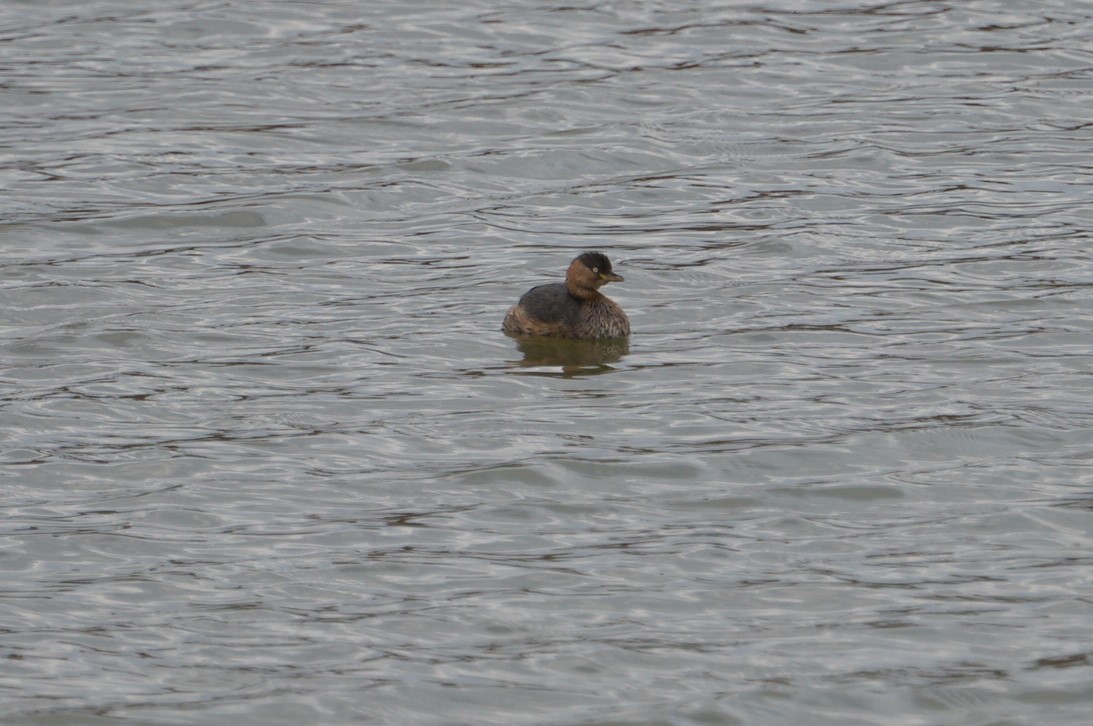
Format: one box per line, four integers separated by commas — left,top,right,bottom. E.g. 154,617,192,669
503,252,630,339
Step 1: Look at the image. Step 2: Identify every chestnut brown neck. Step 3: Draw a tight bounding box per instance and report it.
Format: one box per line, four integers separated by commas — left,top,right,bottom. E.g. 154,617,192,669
565,259,604,300
566,282,602,301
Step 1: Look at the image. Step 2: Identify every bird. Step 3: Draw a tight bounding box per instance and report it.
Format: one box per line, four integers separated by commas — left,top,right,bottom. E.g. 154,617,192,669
502,251,630,339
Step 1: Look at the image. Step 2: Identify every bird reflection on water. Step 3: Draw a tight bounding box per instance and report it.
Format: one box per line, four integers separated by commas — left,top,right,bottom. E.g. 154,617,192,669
509,335,630,376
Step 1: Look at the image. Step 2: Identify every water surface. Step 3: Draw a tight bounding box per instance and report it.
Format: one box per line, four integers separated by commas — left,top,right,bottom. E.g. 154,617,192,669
2,1,1092,724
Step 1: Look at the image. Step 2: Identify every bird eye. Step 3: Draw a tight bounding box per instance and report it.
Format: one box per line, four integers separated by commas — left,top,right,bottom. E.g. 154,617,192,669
592,267,599,273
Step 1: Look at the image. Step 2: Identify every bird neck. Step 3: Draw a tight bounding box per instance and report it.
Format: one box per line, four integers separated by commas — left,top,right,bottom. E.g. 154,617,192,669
566,280,601,300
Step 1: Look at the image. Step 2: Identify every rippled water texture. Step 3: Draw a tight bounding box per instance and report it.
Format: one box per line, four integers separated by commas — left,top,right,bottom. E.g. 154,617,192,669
2,1,1092,723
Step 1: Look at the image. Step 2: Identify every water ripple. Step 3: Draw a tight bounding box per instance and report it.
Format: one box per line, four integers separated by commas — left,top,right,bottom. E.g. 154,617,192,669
2,0,1093,724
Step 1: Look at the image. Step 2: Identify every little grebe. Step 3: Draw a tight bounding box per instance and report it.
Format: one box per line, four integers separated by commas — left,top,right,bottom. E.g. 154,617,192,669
502,252,630,339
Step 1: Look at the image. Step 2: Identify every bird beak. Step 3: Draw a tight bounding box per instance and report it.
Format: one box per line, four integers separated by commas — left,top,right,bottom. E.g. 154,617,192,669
601,272,624,283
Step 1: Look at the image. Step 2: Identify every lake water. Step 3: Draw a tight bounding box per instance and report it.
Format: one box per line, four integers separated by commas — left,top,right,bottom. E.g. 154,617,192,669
2,1,1092,723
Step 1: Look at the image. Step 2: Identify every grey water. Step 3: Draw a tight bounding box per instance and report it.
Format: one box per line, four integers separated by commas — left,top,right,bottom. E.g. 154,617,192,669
2,1,1092,723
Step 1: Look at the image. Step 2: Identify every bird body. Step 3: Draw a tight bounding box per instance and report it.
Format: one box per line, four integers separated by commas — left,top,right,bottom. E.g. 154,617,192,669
503,252,630,339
